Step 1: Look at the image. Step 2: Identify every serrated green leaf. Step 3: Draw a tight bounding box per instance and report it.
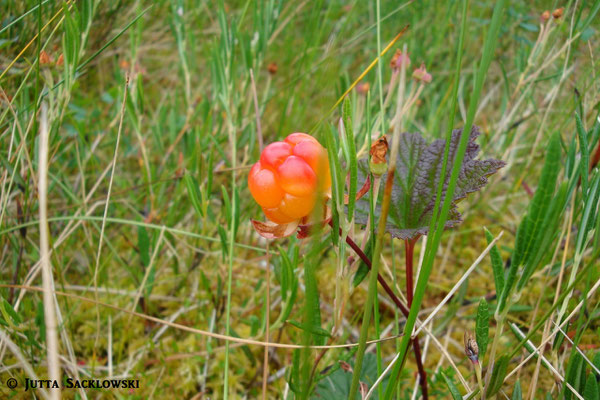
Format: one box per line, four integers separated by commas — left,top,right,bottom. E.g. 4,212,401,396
487,355,509,397
512,133,561,268
518,180,570,290
355,127,505,239
441,372,463,400
476,298,489,358
485,227,505,299
502,133,561,310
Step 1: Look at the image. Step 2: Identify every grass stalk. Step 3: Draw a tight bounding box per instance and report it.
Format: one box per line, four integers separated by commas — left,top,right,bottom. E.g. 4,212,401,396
348,44,408,400
38,102,61,399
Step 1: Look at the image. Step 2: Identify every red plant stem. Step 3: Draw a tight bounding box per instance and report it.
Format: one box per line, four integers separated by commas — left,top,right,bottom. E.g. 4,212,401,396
404,236,427,399
329,221,428,399
591,139,600,172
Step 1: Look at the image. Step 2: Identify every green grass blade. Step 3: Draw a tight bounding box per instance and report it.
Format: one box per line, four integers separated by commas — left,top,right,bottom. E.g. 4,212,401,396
383,0,507,397
343,97,358,220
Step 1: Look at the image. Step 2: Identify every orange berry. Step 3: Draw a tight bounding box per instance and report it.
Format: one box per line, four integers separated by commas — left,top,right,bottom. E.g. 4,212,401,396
260,141,292,168
248,163,284,208
248,133,331,223
276,156,317,197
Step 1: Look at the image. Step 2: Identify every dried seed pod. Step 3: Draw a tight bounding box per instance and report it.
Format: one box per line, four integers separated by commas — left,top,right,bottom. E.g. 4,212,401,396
413,63,432,83
541,10,551,22
464,331,479,363
267,62,278,75
390,49,410,70
369,136,389,176
39,50,52,66
356,82,370,95
552,7,564,19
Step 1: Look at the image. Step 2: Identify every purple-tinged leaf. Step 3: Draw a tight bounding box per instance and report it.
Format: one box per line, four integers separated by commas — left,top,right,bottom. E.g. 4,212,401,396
354,126,505,239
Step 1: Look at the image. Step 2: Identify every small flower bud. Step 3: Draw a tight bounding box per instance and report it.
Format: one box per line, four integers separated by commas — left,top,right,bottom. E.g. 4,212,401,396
267,62,278,75
56,54,64,67
552,7,564,19
369,136,388,176
412,63,432,83
464,331,479,363
340,361,353,372
356,82,370,95
541,10,551,22
390,49,410,70
39,50,52,66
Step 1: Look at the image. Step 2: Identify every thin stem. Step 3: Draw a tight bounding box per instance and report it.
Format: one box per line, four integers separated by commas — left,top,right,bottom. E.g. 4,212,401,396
404,237,427,399
405,238,415,306
335,221,428,400
475,361,484,399
262,243,270,400
39,103,61,399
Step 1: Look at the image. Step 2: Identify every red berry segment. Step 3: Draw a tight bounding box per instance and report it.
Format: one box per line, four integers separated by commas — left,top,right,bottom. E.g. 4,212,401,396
260,142,292,168
248,133,331,224
276,156,317,197
285,132,318,146
262,207,297,224
248,163,284,208
279,193,316,219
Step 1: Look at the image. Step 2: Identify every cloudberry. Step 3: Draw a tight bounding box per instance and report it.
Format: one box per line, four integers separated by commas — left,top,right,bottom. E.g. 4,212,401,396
248,133,331,224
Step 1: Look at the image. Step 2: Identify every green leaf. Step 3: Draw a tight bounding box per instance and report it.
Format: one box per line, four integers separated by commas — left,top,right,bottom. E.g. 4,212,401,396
288,320,331,339
487,355,509,397
314,353,387,399
512,133,561,268
355,127,505,239
584,375,599,400
36,302,45,342
484,227,505,300
476,298,489,358
441,372,463,400
502,133,561,310
565,352,586,400
184,173,204,217
342,97,358,220
137,225,150,268
576,112,590,195
512,380,522,400
0,299,22,326
325,127,343,246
